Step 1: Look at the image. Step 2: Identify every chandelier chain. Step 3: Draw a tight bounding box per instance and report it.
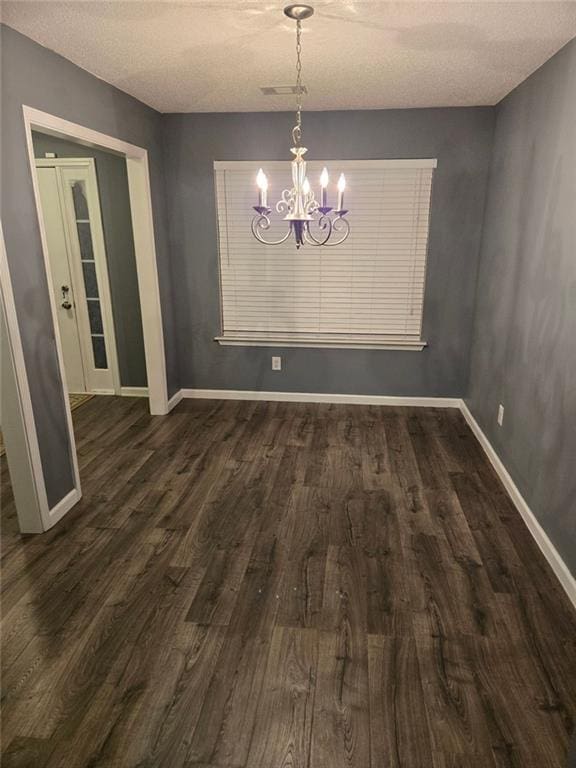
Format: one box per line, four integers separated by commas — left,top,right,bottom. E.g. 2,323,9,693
292,18,303,147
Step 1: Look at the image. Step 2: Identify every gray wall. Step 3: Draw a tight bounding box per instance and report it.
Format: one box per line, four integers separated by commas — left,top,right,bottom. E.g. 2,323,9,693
32,132,147,388
467,40,576,574
163,108,494,396
1,24,179,507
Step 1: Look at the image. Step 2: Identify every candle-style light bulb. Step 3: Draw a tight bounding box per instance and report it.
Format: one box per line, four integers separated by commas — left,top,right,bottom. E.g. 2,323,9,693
302,177,311,197
337,173,346,211
320,167,329,207
256,168,268,208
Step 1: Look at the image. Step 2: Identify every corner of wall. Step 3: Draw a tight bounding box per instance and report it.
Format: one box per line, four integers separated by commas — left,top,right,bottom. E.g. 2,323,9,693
463,106,499,406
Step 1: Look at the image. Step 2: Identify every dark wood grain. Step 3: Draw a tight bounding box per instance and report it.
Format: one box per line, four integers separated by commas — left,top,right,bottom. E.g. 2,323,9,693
1,396,575,768
310,628,370,768
368,634,432,767
246,626,317,768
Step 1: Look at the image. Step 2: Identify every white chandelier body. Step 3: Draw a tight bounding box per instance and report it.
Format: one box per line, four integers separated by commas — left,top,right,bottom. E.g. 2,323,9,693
251,4,350,249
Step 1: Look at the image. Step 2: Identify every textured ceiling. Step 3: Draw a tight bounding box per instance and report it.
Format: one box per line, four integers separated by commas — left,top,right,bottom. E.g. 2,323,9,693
3,1,576,113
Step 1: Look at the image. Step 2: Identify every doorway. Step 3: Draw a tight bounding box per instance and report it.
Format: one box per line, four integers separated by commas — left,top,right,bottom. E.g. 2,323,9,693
32,125,148,396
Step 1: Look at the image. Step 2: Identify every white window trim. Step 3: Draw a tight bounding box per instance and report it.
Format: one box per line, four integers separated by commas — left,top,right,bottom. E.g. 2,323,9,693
214,158,437,351
215,336,427,351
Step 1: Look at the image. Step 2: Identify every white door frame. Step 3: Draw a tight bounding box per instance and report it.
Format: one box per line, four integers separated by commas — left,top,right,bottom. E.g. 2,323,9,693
0,106,169,533
36,158,122,395
23,106,168,416
0,222,59,532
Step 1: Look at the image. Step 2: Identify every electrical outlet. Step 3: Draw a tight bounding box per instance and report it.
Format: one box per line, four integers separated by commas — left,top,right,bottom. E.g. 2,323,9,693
272,356,282,371
497,404,504,426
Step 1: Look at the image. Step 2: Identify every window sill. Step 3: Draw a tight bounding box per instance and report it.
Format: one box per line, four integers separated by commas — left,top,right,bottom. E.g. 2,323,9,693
215,335,427,351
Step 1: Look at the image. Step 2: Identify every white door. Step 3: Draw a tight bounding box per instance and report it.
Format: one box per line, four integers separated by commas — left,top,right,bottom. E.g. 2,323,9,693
37,167,86,392
36,160,119,395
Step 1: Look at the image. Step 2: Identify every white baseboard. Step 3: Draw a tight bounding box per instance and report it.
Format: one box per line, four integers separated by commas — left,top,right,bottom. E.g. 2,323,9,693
167,389,183,411
460,401,576,610
179,388,461,408
119,387,149,398
47,487,81,529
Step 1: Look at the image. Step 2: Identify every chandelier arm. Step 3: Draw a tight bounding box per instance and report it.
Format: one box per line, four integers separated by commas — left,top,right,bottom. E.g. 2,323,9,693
303,215,333,246
319,215,351,247
251,214,293,245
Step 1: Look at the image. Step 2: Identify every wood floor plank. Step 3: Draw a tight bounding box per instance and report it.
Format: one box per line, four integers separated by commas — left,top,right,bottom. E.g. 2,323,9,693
415,633,497,763
245,627,317,768
409,414,452,492
368,634,433,767
311,544,371,767
310,628,370,768
424,488,484,568
321,545,368,633
276,543,327,629
450,471,521,594
184,545,252,626
365,544,412,637
360,416,391,489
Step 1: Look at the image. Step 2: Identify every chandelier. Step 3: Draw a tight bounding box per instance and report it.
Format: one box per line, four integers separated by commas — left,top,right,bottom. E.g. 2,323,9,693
251,4,350,249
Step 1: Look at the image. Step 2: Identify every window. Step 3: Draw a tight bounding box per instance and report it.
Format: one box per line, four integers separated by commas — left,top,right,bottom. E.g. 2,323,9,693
214,159,436,349
71,180,108,368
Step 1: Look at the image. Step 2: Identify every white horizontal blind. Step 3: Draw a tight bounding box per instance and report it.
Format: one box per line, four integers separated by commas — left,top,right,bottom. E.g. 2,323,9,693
215,160,435,345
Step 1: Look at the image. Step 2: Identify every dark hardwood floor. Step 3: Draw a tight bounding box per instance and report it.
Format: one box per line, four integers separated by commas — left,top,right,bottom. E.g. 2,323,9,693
1,396,575,768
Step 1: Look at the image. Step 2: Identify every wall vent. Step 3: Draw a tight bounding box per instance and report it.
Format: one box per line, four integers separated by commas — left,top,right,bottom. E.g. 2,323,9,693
260,84,307,96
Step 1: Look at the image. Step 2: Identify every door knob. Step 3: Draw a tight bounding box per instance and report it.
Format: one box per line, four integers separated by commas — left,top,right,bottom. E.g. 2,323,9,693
62,300,72,310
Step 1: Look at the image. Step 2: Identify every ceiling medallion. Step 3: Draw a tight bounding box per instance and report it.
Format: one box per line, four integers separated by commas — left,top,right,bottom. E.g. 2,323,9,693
252,4,350,249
